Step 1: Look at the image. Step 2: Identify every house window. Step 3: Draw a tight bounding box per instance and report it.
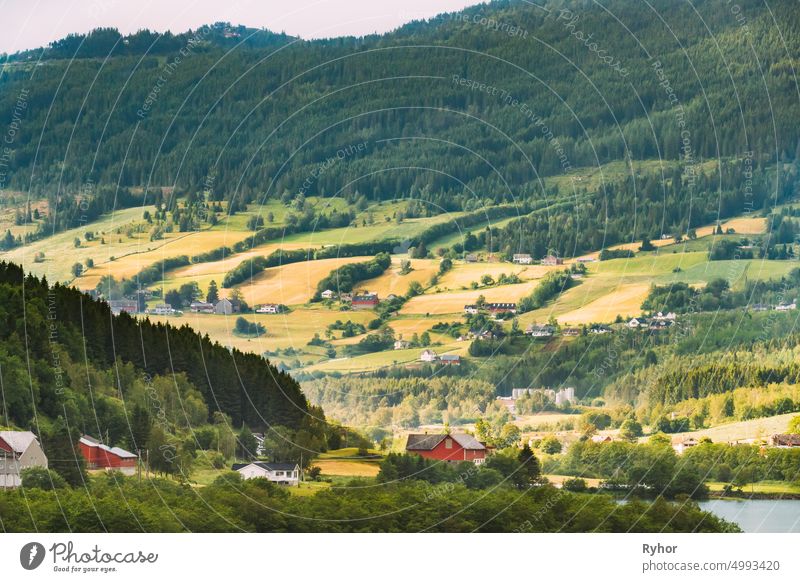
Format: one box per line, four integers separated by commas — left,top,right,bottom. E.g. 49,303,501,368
445,438,452,449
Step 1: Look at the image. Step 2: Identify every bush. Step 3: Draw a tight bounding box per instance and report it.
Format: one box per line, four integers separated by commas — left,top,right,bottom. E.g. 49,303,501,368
21,467,68,490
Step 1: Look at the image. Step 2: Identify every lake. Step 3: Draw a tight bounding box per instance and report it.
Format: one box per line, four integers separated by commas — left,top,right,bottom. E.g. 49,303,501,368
699,499,800,532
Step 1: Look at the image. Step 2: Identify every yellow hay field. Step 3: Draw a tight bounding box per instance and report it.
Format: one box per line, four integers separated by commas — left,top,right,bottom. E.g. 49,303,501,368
362,258,440,296
400,279,543,315
556,283,650,324
235,256,372,306
436,262,555,290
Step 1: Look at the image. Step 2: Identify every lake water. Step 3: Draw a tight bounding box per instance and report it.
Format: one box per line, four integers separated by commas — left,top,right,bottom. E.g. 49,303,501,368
698,499,800,532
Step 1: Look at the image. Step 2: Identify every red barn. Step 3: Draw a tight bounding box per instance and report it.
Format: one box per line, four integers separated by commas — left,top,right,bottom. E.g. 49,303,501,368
351,293,379,309
79,435,138,475
405,433,486,464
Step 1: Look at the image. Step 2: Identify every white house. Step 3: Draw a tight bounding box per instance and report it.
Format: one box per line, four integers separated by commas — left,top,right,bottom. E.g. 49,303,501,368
149,303,177,316
420,349,438,362
463,304,479,315
394,339,410,350
0,431,48,488
321,289,336,300
555,387,575,406
672,438,699,455
526,324,554,337
512,253,533,264
775,302,797,311
232,462,300,486
256,304,281,314
627,317,648,328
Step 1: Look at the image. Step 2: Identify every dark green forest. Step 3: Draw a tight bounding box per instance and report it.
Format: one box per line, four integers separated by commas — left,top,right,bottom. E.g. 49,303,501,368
1,0,798,256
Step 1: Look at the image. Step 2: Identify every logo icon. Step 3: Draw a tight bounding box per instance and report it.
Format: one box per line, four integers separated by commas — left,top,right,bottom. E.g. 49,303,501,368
20,542,46,570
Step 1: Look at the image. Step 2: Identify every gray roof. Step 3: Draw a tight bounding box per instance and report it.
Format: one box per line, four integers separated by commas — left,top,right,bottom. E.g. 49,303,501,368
0,431,38,454
405,433,485,451
80,435,138,459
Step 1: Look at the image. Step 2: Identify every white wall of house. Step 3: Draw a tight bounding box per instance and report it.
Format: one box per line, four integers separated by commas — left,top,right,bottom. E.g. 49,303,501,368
236,464,300,485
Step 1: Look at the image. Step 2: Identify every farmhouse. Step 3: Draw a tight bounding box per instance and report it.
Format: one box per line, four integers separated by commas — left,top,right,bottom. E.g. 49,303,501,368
108,299,139,315
321,289,336,300
394,339,410,350
775,302,797,311
463,304,479,315
149,303,177,316
627,317,649,328
464,253,478,263
652,311,677,321
589,325,612,334
189,301,214,313
512,253,533,264
526,324,554,338
352,293,379,309
562,327,581,336
232,462,300,485
768,434,800,448
420,349,438,362
0,431,48,488
541,255,563,266
405,433,486,464
79,435,138,475
256,303,283,314
672,437,699,455
555,387,575,406
439,354,461,366
649,319,674,331
591,435,613,444
751,303,770,312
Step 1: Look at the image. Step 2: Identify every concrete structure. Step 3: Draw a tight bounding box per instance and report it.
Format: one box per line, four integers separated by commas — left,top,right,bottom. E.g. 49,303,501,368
0,431,48,488
232,462,300,485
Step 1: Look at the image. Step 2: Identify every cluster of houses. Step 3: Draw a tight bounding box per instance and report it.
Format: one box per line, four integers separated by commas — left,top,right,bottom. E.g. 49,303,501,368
627,311,678,331
463,302,517,315
511,253,564,266
320,289,381,310
1,431,139,488
419,349,461,366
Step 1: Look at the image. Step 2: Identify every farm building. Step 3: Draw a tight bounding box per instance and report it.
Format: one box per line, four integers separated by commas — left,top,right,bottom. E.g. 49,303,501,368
189,301,215,313
463,304,479,315
405,433,486,464
321,289,336,299
526,324,554,337
108,299,139,315
439,354,461,366
148,303,177,316
0,431,48,488
541,255,563,266
486,302,517,314
214,298,241,315
768,434,800,448
79,435,138,475
464,254,478,263
232,462,300,485
351,293,379,309
394,339,410,350
420,349,438,362
562,327,581,336
672,437,699,455
256,303,283,314
512,253,533,264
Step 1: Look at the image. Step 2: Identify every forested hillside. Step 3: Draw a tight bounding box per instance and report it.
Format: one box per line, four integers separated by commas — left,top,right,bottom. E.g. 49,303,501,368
1,0,797,217
0,261,310,464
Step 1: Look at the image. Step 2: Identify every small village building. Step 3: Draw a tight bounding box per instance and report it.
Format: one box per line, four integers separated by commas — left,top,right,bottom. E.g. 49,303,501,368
775,302,797,311
256,304,282,314
108,299,139,315
394,339,410,350
541,255,563,266
189,301,215,314
486,302,517,314
321,289,336,300
0,431,48,488
768,434,800,448
463,304,479,315
420,349,438,362
526,324,554,338
627,317,648,328
562,327,581,336
149,303,177,316
672,437,699,455
351,293,379,310
232,462,300,485
214,298,241,315
405,433,486,464
79,435,138,475
464,254,478,263
512,253,533,264
589,325,612,334
439,354,461,366
591,435,613,444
